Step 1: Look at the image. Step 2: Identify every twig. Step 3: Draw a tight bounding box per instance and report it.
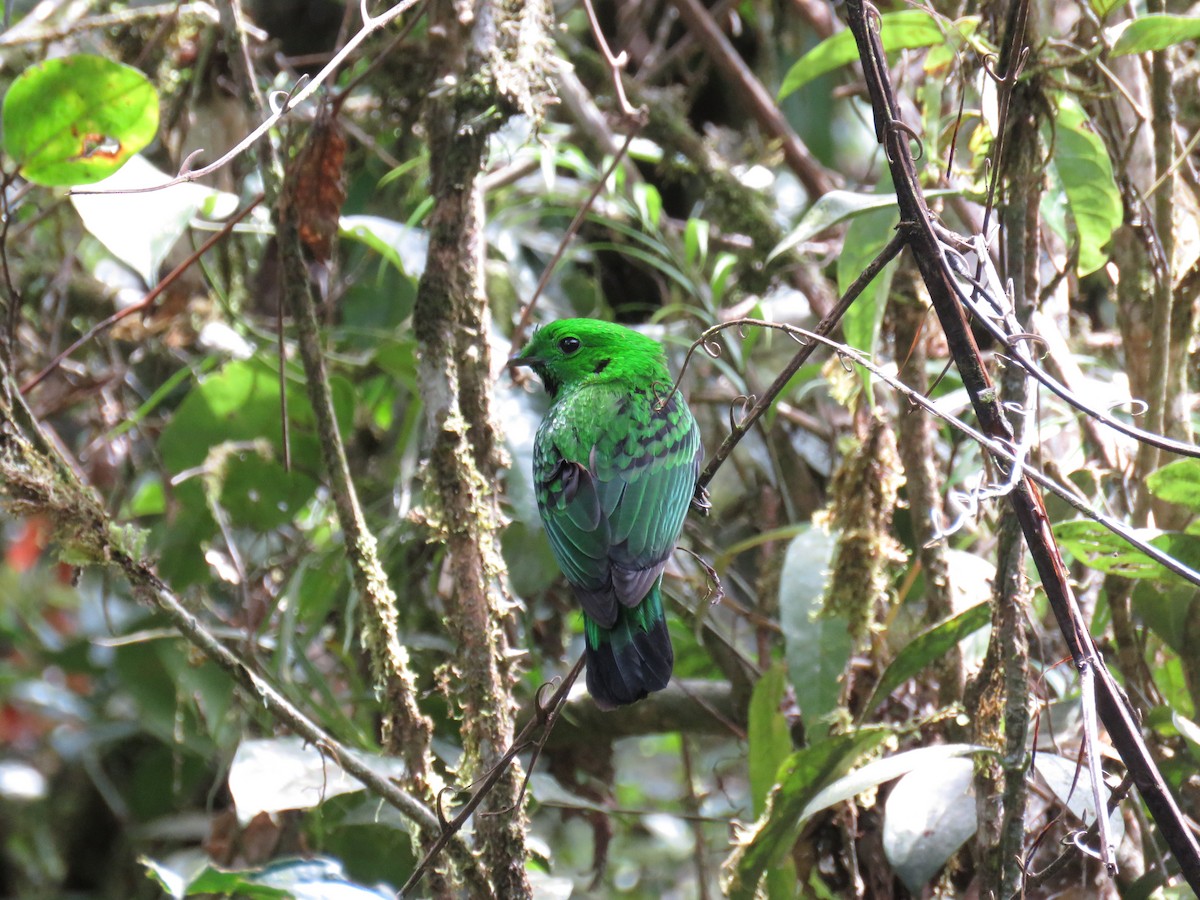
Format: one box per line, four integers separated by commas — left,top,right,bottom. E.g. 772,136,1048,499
668,0,836,199
399,656,586,898
0,1,222,47
1079,660,1118,875
840,1,1200,886
940,236,1200,460
1017,775,1134,897
690,227,908,492
580,0,642,122
698,320,1200,594
510,1,647,352
68,0,423,197
20,193,265,394
510,131,640,352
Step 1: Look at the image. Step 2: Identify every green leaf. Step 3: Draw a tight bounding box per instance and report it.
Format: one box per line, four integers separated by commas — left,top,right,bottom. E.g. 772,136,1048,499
1050,95,1122,276
3,54,159,186
684,217,709,268
779,527,850,741
771,188,960,261
155,360,350,585
1090,0,1129,18
1109,15,1200,56
1146,458,1200,512
724,728,893,900
749,664,794,818
1131,582,1197,657
779,12,969,99
1055,520,1200,582
860,603,991,721
838,183,899,398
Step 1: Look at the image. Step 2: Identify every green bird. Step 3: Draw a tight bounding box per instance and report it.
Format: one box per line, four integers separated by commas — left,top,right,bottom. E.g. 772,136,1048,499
510,319,702,708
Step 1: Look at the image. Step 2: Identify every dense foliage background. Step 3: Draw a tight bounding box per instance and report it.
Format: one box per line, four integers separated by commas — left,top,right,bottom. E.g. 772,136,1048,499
1,0,1199,898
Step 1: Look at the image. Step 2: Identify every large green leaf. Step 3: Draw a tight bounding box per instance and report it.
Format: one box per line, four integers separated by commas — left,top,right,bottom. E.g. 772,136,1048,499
724,728,892,899
749,664,794,818
1055,519,1200,582
1146,458,1200,513
860,603,991,721
1050,95,1122,276
779,527,850,741
1109,15,1200,56
779,13,979,99
3,54,158,186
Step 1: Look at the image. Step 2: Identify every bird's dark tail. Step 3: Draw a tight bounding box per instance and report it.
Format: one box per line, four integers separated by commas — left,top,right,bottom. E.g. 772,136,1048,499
584,584,673,709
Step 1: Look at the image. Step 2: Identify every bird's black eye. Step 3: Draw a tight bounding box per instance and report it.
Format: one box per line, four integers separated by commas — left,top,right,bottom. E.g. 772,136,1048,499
558,336,581,354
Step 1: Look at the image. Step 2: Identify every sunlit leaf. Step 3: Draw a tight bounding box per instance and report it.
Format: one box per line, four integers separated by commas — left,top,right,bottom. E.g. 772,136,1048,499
1090,0,1130,18
70,155,240,284
3,54,158,186
228,737,404,825
1050,95,1121,276
779,13,979,99
1055,520,1200,582
1146,458,1200,512
1109,15,1200,56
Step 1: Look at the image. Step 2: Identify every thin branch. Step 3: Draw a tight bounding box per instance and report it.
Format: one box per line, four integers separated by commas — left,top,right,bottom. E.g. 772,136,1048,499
68,0,424,197
691,227,908,492
0,1,222,47
840,2,1200,887
509,2,647,352
399,656,586,898
20,194,264,395
668,0,836,198
580,0,642,121
940,237,1200,460
509,131,639,352
702,319,1200,589
1079,660,1118,874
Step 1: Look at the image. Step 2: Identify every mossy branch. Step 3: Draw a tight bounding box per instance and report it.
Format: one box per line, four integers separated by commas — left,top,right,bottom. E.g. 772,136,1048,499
0,355,487,892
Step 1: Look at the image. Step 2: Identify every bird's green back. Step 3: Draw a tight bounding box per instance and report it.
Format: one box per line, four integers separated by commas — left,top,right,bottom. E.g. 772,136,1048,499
515,319,701,632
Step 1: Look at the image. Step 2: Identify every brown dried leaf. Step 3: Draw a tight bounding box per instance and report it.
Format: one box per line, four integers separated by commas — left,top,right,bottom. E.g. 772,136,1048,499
282,109,347,262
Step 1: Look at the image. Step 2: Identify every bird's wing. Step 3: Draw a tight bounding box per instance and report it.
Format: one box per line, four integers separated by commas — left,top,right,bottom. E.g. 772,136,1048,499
536,387,701,626
535,423,618,626
594,389,702,608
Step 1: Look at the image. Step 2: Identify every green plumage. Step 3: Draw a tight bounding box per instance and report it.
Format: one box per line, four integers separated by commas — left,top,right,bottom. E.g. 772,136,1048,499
511,319,701,708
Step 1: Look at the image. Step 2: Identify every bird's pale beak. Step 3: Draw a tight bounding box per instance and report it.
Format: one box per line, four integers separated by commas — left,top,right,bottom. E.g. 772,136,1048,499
506,355,539,369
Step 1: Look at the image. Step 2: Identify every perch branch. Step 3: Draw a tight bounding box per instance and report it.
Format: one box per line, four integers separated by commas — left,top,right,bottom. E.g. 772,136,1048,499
841,0,1200,888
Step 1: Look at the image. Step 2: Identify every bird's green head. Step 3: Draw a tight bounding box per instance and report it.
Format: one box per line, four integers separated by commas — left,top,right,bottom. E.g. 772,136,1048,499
509,318,668,399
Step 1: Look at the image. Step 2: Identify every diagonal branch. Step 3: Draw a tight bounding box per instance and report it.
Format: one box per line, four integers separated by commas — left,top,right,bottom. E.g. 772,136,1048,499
840,0,1200,890
668,0,836,198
